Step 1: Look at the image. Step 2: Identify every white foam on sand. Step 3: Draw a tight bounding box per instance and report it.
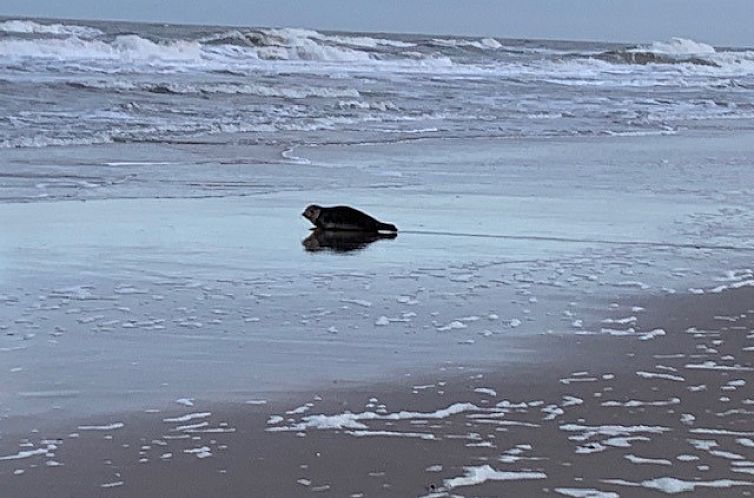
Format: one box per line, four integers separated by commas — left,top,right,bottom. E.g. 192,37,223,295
341,299,372,307
603,436,650,448
602,397,680,407
639,328,666,340
444,465,546,489
345,430,437,440
636,371,685,382
77,422,124,431
563,396,584,406
603,477,752,494
184,446,212,458
560,423,670,437
437,320,467,332
685,361,754,372
709,449,745,460
624,454,672,465
267,402,479,431
602,316,637,325
710,279,754,293
555,488,620,498
267,415,284,425
690,428,754,437
100,481,125,489
0,445,55,461
174,421,209,432
737,438,754,448
163,412,211,423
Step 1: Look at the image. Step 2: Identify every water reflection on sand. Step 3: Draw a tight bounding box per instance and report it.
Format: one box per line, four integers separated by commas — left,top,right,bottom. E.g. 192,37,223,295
302,229,398,253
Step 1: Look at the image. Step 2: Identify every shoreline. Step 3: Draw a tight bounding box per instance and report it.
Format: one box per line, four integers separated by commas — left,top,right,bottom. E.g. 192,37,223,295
1,286,752,496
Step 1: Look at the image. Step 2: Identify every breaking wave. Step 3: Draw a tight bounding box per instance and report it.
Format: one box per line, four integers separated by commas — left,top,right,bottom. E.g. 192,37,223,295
0,23,456,72
203,27,415,51
596,50,720,67
0,19,103,38
201,28,377,61
594,38,754,70
4,22,749,83
429,37,503,50
2,22,753,80
644,38,716,55
0,35,203,64
596,38,719,67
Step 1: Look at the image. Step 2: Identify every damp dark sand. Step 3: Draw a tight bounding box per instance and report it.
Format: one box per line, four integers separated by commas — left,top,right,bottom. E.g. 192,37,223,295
1,286,753,497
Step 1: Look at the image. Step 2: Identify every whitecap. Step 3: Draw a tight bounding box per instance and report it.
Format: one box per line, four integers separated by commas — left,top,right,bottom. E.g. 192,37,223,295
0,19,103,38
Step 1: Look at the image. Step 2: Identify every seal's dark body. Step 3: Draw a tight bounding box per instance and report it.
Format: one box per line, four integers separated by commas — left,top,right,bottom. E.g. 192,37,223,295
309,206,398,232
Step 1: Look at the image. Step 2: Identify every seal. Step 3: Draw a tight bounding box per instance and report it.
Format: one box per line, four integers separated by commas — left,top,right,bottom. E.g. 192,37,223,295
302,205,398,232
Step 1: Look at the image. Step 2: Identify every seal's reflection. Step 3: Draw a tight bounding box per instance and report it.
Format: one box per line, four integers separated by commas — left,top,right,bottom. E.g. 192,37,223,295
302,229,397,252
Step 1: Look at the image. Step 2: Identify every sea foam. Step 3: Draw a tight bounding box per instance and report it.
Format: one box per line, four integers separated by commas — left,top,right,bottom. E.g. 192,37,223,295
644,37,717,55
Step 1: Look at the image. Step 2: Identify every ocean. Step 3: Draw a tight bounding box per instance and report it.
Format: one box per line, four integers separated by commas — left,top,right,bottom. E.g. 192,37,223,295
2,17,754,150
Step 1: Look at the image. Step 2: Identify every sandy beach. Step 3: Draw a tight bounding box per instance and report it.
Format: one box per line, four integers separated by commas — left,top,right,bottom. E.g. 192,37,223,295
2,130,754,496
1,283,753,497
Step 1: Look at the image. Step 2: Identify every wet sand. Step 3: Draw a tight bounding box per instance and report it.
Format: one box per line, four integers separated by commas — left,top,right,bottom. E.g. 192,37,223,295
3,133,754,496
1,285,752,497
3,132,754,423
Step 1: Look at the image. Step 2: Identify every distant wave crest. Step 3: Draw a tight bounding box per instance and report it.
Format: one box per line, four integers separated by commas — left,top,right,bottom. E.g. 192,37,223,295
0,24,458,70
1,23,752,78
0,19,103,38
0,34,203,64
644,38,716,55
596,38,726,67
429,37,503,50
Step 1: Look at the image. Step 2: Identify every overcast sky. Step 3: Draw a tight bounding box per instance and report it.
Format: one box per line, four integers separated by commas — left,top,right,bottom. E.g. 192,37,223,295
2,0,753,46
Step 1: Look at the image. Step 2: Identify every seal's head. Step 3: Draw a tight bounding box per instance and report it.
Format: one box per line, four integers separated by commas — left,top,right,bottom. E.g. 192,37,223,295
302,204,322,225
